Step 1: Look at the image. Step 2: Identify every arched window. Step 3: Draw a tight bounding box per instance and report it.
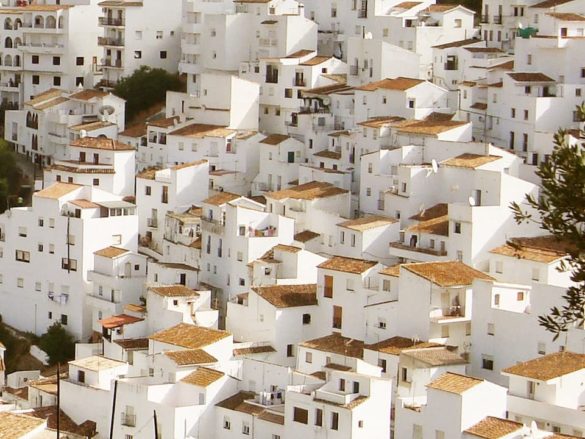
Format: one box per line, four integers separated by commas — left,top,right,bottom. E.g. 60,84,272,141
5,37,12,49
34,15,44,29
14,19,22,30
46,15,56,29
14,55,20,67
4,55,12,67
58,16,64,29
14,37,22,48
4,18,12,30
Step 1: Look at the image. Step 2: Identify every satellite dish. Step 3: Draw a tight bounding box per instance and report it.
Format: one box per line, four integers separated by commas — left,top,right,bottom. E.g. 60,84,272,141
98,105,115,116
431,159,439,173
322,97,331,106
468,196,476,206
79,129,88,138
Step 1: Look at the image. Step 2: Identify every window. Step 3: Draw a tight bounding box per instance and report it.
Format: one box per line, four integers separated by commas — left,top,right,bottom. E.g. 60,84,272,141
324,275,333,298
382,279,391,291
378,318,386,329
49,244,54,254
436,431,445,439
527,54,532,65
517,291,525,301
17,277,23,288
346,278,354,291
284,88,293,98
407,98,415,108
38,218,44,227
495,261,503,274
237,252,243,261
524,110,529,121
93,178,99,186
293,407,308,424
366,187,371,196
454,222,461,234
15,250,30,262
287,344,294,357
494,294,500,306
239,278,245,286
315,408,323,426
487,323,495,335
531,268,539,281
378,358,387,372
61,314,68,325
413,425,423,439
32,55,39,64
156,31,163,39
537,342,546,355
333,305,342,329
511,108,516,118
145,186,151,196
577,88,582,97
482,355,494,370
53,76,61,86
305,352,312,363
134,51,142,59
76,57,84,65
242,421,250,435
160,51,167,59
223,417,231,430
331,412,339,430
32,75,40,85
52,56,60,65
351,234,356,247
302,313,311,325
18,227,27,237
62,258,77,271
35,282,41,291
78,370,85,383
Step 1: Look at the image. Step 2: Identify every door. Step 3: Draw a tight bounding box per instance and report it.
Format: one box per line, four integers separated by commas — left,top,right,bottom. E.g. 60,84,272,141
124,262,131,278
474,189,482,206
179,273,186,285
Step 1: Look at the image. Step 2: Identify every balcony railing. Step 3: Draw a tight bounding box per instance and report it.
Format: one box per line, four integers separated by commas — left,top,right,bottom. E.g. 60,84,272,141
147,218,158,228
120,413,136,427
99,17,125,26
389,242,448,257
103,58,122,68
98,37,124,47
480,14,489,23
493,15,502,24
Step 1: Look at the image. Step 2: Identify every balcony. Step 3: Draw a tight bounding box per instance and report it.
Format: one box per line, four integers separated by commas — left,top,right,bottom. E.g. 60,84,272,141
98,37,125,47
201,216,225,235
444,61,458,71
358,10,367,18
120,412,136,427
294,78,306,87
480,14,489,23
248,226,277,238
430,305,468,323
315,388,359,405
103,58,123,69
99,17,125,27
493,15,502,24
147,218,158,228
390,242,448,257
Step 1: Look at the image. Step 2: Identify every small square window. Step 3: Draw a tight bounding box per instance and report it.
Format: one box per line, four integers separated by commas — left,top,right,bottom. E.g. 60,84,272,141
32,75,40,85
134,51,142,59
52,56,60,65
53,76,61,86
160,51,167,59
32,55,39,64
76,57,84,66
302,313,311,325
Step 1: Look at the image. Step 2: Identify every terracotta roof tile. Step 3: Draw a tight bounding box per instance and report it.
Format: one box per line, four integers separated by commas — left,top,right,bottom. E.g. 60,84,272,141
30,406,96,438
181,367,224,387
508,72,555,82
314,150,342,160
150,285,200,298
403,261,493,286
69,199,100,209
170,123,234,138
94,246,130,259
267,181,348,201
502,351,585,381
203,192,241,206
252,284,318,308
301,56,332,66
114,338,149,350
69,356,126,372
465,417,524,439
258,411,285,425
356,77,424,91
379,264,401,277
530,0,574,8
409,203,448,221
547,12,585,20
433,38,481,49
427,372,483,394
294,230,320,242
233,345,276,356
338,215,398,231
119,123,147,138
0,412,46,439
70,137,134,151
402,347,468,366
164,349,218,365
35,182,82,199
490,236,572,263
365,336,441,355
318,256,377,274
148,116,179,128
300,333,364,358
396,119,468,136
68,89,108,101
99,314,143,329
407,215,449,236
149,323,231,349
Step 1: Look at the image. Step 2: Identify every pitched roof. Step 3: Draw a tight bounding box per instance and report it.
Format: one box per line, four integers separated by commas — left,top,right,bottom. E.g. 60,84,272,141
427,372,484,394
119,123,147,138
441,153,501,169
396,119,468,136
294,230,320,242
252,284,318,308
203,192,241,206
260,134,290,145
433,38,481,49
114,338,149,350
149,323,231,349
35,182,82,199
169,123,234,138
181,367,225,387
0,412,46,439
402,347,468,366
530,0,575,8
508,72,555,82
314,150,342,160
233,345,276,356
148,116,179,128
489,236,572,263
547,12,585,20
356,77,425,91
410,203,449,221
379,264,401,277
150,285,200,298
465,417,524,439
502,351,585,381
407,214,449,236
301,55,332,66
266,181,348,201
99,314,143,329
300,333,364,358
68,89,108,101
70,137,134,151
318,256,378,274
337,215,397,231
94,246,130,259
164,349,218,366
403,261,494,286
365,336,441,355
30,406,96,438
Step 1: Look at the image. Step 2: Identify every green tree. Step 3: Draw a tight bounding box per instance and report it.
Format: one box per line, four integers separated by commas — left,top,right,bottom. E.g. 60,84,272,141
113,66,183,123
511,104,585,340
0,140,22,212
38,322,76,366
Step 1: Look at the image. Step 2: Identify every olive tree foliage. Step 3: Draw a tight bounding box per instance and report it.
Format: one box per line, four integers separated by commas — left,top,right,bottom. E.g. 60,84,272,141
510,104,585,340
